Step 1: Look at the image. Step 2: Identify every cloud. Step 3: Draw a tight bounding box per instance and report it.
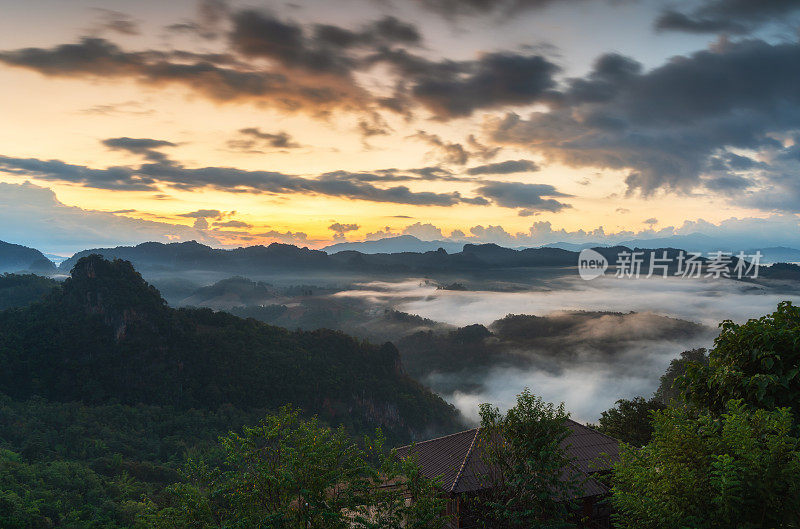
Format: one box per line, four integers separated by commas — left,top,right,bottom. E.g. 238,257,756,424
0,37,371,114
79,100,154,116
0,182,217,254
655,0,800,35
89,9,140,36
255,230,310,245
0,7,560,120
466,159,539,175
485,41,800,205
643,217,658,225
381,51,560,118
102,137,177,162
178,209,222,218
405,0,588,18
0,144,507,208
229,10,420,75
214,220,252,228
167,0,230,39
411,131,500,164
475,182,571,213
227,127,301,152
402,222,445,240
329,222,360,240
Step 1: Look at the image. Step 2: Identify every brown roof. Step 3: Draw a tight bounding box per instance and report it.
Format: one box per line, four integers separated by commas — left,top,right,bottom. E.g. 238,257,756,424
395,420,619,499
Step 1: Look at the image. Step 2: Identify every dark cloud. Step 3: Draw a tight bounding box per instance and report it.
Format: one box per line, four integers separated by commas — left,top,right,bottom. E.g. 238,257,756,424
475,182,571,213
103,137,177,162
229,10,420,75
227,127,301,152
319,167,467,183
383,52,560,118
0,37,370,114
0,148,489,208
0,7,559,120
486,41,800,203
656,0,800,34
466,159,539,175
407,0,586,17
643,217,658,225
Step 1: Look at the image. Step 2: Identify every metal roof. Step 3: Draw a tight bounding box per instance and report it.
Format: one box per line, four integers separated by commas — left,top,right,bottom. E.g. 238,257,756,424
395,420,619,498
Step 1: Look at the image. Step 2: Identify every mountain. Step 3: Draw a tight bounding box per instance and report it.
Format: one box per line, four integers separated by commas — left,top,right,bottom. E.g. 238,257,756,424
541,242,607,252
59,240,330,274
0,240,56,274
617,233,719,252
749,247,800,264
322,235,465,254
56,240,799,283
0,255,461,441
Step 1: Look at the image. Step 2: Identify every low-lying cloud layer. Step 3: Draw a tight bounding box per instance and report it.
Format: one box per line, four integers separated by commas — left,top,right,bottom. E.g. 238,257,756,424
334,274,800,421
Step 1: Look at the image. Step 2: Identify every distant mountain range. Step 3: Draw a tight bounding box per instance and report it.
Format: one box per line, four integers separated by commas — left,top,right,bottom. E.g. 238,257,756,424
0,240,56,274
322,235,464,254
4,235,800,279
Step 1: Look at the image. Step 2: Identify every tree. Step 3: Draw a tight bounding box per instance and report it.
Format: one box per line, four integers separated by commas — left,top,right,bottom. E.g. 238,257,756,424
611,400,800,529
473,389,582,529
593,397,665,447
139,406,448,529
654,348,708,405
680,302,800,417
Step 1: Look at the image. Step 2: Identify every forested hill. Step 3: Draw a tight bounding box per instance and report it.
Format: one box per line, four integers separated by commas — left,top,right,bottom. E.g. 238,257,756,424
0,255,461,441
0,240,56,274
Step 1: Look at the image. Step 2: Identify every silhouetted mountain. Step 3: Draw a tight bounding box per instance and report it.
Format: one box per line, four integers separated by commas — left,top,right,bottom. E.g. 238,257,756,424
0,240,56,274
1,255,461,441
55,240,784,281
60,241,329,274
322,235,465,254
541,242,607,252
760,262,800,280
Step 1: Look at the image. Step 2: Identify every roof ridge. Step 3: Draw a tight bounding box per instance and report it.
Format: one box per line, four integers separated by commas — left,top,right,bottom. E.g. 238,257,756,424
567,419,622,443
396,427,479,451
449,427,481,493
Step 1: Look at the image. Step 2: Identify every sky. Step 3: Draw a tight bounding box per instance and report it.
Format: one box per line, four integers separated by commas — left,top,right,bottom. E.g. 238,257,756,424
1,0,800,255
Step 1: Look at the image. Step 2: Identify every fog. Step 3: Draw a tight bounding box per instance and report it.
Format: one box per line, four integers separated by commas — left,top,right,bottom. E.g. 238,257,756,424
337,275,800,327
335,275,800,422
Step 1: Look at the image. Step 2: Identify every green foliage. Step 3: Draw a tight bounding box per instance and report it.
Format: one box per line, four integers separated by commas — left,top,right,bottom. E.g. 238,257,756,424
473,389,580,529
0,273,59,310
0,395,272,529
681,301,800,417
0,255,460,442
654,348,708,405
139,406,448,529
611,400,800,529
592,396,665,447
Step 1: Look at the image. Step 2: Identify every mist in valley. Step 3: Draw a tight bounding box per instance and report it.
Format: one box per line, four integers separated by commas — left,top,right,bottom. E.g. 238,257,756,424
136,265,800,423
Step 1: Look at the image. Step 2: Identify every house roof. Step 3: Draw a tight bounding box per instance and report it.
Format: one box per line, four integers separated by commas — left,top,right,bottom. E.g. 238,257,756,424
395,420,619,498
